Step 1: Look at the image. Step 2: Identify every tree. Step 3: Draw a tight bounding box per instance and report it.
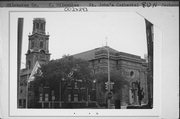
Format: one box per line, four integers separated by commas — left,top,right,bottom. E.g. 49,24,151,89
32,55,94,107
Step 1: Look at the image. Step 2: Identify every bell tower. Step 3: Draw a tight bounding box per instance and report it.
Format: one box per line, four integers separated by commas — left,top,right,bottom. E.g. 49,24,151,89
26,18,50,69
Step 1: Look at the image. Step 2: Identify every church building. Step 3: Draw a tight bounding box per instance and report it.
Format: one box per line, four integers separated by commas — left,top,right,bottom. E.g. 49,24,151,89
18,18,148,109
73,46,148,108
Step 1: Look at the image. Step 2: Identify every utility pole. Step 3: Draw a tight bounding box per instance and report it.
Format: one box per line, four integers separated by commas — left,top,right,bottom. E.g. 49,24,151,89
102,44,111,109
17,18,23,108
107,46,111,109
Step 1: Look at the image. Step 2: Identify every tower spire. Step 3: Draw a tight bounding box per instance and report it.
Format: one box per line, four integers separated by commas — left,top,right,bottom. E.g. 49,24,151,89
26,18,50,69
33,18,46,34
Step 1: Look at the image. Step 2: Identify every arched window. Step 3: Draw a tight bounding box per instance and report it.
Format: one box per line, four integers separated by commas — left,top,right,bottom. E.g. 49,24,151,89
40,50,45,54
40,41,43,48
27,60,31,69
36,23,39,29
31,41,34,49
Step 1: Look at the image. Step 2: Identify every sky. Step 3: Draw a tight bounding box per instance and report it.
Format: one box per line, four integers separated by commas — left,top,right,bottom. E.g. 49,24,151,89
10,11,147,69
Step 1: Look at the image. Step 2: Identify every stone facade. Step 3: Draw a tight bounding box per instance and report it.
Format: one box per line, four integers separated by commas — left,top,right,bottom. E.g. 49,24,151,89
26,18,50,69
73,46,148,107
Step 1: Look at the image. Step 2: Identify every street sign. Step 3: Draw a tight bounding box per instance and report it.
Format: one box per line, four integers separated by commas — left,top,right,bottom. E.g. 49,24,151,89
105,82,109,90
110,82,114,90
105,82,114,90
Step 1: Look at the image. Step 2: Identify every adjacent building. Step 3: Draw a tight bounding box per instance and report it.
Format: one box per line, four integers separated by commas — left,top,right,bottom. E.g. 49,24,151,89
18,18,50,108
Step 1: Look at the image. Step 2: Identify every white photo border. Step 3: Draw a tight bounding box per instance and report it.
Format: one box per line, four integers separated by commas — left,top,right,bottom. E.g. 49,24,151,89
9,7,162,117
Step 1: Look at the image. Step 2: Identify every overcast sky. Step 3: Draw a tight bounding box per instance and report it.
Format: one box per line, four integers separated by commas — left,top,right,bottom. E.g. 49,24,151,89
11,11,148,69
